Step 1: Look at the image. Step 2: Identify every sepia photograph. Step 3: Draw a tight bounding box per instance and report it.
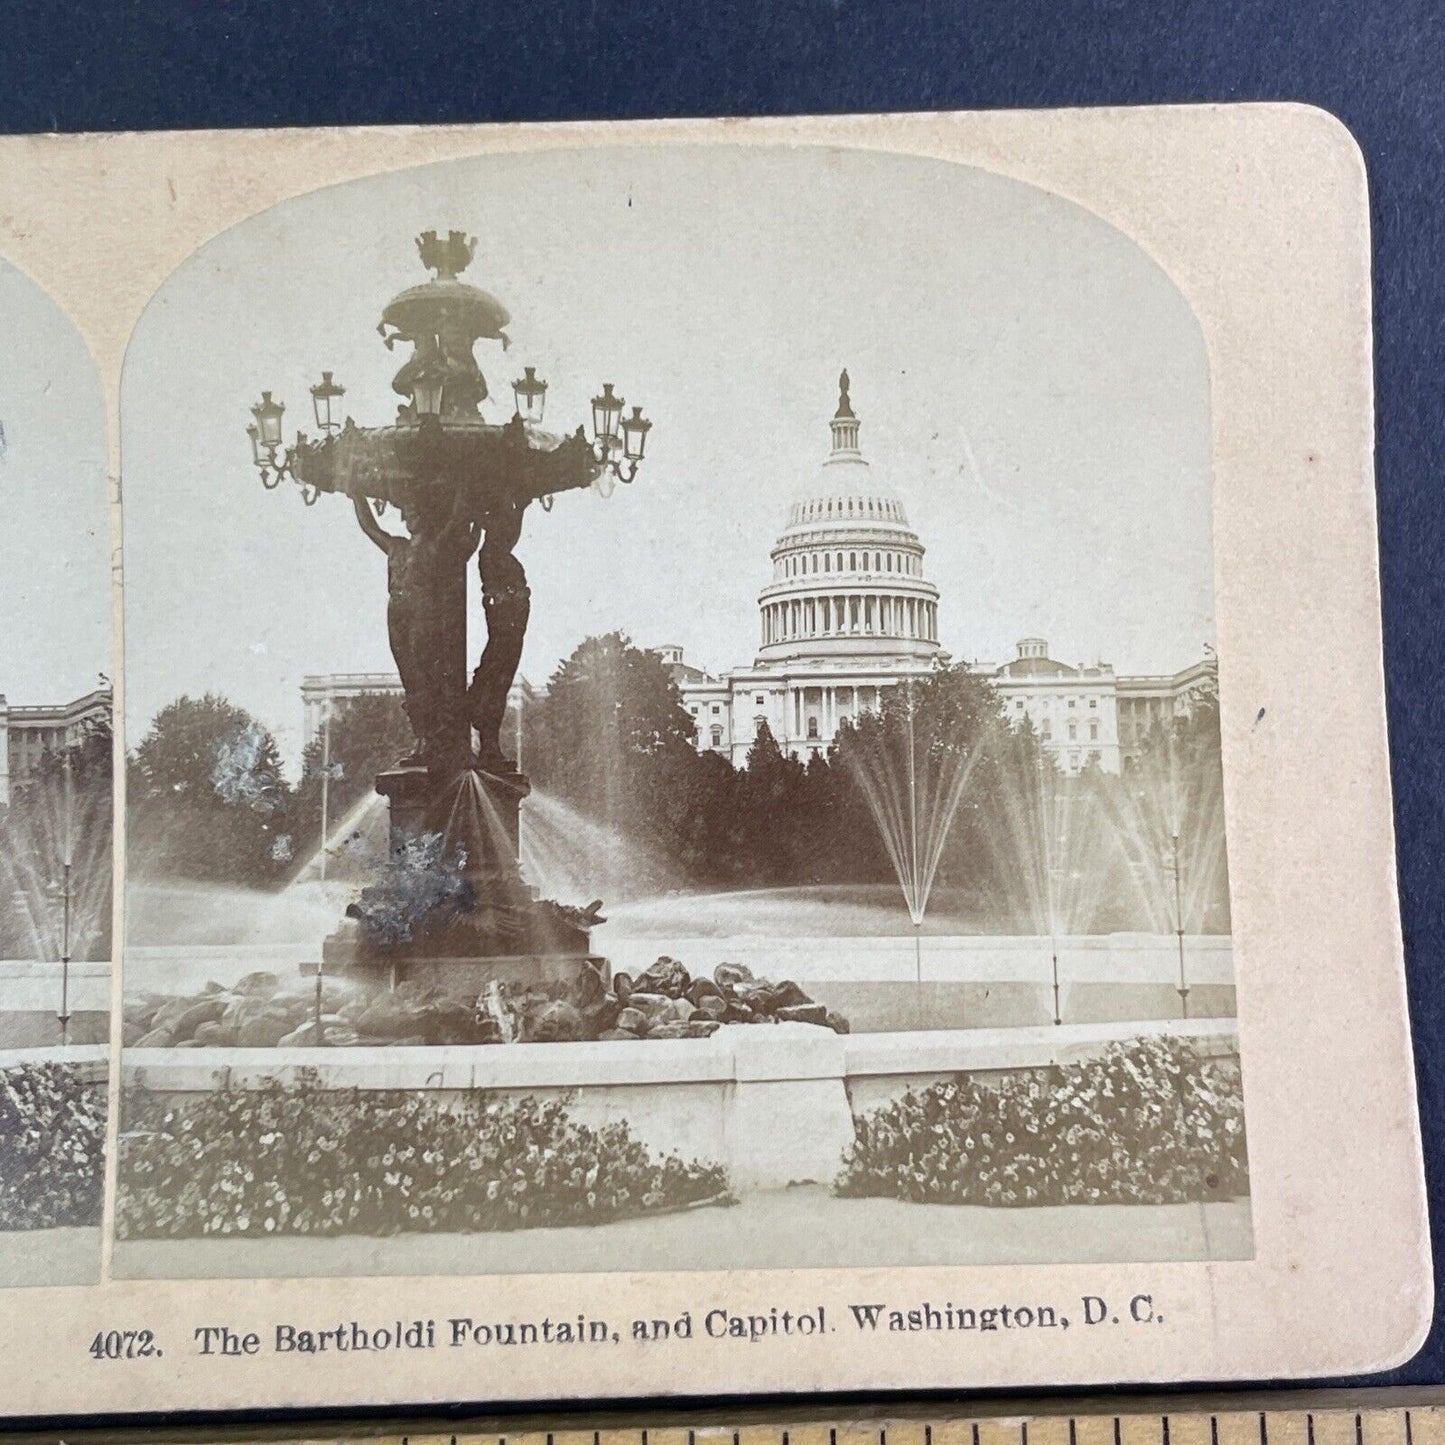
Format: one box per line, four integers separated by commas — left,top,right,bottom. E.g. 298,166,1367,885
0,255,111,1286
114,142,1246,1280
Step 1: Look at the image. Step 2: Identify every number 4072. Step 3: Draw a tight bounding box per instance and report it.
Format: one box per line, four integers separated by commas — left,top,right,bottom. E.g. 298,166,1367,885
89,1329,161,1359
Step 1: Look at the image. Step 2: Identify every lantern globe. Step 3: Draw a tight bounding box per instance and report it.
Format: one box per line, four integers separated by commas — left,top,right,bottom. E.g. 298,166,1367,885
513,365,548,424
621,405,652,461
246,423,266,467
252,392,285,447
310,371,346,432
412,366,445,419
591,382,624,443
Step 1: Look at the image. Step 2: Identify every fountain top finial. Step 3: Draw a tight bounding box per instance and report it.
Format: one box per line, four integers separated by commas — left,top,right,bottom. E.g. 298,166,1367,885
417,229,477,281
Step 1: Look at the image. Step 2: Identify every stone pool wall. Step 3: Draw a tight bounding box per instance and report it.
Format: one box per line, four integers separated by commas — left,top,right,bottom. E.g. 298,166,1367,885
122,1017,1240,1192
126,933,1235,1032
595,932,1235,1029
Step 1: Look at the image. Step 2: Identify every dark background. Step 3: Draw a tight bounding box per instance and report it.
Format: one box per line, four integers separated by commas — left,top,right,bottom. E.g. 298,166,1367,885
3,0,1443,1400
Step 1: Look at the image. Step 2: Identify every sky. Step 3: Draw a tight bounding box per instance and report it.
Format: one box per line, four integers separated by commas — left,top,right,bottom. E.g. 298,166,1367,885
0,260,110,704
121,143,1212,774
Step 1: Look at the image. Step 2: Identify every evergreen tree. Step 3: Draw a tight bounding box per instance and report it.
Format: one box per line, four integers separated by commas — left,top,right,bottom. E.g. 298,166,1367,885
526,632,698,835
828,664,1023,906
737,722,808,882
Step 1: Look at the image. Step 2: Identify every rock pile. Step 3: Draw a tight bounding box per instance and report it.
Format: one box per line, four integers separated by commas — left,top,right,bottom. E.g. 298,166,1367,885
123,957,849,1048
602,957,850,1041
125,972,498,1049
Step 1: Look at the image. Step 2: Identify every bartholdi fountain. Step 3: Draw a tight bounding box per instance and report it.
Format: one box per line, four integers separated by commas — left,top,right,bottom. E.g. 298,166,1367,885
246,229,651,996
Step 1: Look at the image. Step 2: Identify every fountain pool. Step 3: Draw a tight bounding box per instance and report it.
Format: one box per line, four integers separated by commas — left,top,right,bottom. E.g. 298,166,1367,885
124,878,1231,1031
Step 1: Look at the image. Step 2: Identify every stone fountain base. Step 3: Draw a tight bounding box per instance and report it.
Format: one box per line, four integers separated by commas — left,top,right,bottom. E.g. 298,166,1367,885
319,919,605,1001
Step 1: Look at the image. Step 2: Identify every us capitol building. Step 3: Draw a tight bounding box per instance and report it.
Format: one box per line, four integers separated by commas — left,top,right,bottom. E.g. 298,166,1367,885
661,372,1214,775
302,373,1213,776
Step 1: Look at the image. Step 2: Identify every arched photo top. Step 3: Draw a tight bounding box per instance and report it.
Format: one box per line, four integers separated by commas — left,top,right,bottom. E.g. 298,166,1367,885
0,256,109,706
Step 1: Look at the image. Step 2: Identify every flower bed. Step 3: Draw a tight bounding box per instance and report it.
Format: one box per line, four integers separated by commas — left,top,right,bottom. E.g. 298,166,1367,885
116,1073,733,1238
123,956,849,1048
0,1061,105,1229
836,1035,1247,1207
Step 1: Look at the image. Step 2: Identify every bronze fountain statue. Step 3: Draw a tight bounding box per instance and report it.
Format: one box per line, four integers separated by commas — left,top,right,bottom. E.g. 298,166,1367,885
247,230,650,989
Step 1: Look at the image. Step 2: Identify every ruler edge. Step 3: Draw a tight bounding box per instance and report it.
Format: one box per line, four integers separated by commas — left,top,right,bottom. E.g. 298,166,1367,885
6,1388,1445,1445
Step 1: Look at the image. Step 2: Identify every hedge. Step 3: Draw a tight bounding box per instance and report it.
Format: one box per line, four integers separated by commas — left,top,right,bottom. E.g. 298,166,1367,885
117,1073,732,1239
836,1035,1247,1207
0,1062,106,1229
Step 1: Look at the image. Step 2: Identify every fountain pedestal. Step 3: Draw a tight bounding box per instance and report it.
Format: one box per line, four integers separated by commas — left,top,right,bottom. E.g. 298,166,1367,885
322,763,601,999
378,763,529,892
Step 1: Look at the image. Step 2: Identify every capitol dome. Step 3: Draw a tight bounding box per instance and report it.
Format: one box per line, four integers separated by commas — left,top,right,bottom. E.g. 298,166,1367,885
756,371,942,667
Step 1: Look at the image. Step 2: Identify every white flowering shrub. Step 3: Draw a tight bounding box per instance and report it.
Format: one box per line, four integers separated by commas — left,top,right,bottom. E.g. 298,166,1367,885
116,1074,732,1238
0,1063,105,1229
836,1036,1247,1207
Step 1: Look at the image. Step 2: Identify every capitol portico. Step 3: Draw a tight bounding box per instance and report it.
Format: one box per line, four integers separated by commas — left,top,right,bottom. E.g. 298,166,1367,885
666,373,1213,774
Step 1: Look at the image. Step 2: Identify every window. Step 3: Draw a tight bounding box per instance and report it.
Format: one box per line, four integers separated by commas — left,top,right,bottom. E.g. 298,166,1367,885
711,704,720,716
1068,721,1077,741
1014,698,1024,710
688,705,698,715
807,717,820,739
1089,750,1101,766
1070,751,1080,768
1089,721,1098,741
710,726,723,747
754,694,765,706
1089,698,1097,709
1041,719,1052,738
1068,699,1076,709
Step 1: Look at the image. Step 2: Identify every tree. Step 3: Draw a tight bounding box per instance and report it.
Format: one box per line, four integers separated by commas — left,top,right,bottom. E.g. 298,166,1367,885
526,632,699,833
736,722,809,882
827,665,1025,907
128,695,291,887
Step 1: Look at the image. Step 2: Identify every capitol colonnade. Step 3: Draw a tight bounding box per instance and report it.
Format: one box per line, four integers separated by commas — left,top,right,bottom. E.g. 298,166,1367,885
760,594,938,646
